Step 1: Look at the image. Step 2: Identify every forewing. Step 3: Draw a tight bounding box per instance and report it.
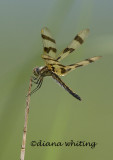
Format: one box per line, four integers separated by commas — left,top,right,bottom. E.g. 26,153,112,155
41,27,57,59
56,29,89,61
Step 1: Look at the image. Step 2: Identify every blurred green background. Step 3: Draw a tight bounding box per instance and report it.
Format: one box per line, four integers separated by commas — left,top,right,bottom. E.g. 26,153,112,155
0,0,113,159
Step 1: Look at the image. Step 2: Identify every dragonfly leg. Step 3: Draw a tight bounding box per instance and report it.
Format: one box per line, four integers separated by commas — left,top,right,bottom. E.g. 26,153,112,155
29,77,43,95
31,76,40,84
31,76,37,80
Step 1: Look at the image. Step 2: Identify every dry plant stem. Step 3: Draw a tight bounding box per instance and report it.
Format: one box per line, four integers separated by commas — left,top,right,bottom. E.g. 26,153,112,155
20,78,32,160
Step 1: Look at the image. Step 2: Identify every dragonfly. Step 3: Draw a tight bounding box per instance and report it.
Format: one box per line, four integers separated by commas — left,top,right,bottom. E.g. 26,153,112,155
30,27,101,101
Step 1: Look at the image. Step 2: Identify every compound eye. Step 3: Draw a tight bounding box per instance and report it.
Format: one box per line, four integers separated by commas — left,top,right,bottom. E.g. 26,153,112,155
36,68,39,73
33,67,39,76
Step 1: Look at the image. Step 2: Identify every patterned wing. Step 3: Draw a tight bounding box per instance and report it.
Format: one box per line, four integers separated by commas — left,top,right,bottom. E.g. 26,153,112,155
46,56,102,76
41,27,57,59
42,54,60,65
56,29,89,61
65,56,102,73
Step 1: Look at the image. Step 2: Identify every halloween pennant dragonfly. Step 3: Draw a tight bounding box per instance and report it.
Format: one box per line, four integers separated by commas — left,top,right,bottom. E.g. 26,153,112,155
30,27,101,101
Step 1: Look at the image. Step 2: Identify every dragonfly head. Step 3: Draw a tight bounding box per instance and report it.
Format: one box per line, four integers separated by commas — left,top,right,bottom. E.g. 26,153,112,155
33,67,40,76
33,66,44,77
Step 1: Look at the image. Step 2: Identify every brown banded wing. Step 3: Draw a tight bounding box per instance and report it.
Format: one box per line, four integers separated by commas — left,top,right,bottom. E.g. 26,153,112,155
44,56,102,76
56,29,89,62
41,27,57,59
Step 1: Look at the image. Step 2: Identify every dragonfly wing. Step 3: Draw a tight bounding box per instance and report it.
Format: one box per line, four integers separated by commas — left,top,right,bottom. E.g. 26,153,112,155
56,29,89,61
50,56,102,76
42,54,60,65
41,27,57,59
43,55,102,76
65,56,102,73
51,72,81,101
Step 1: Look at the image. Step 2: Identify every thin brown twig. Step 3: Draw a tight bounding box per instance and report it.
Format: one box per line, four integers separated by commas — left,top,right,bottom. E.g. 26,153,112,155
20,78,32,160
